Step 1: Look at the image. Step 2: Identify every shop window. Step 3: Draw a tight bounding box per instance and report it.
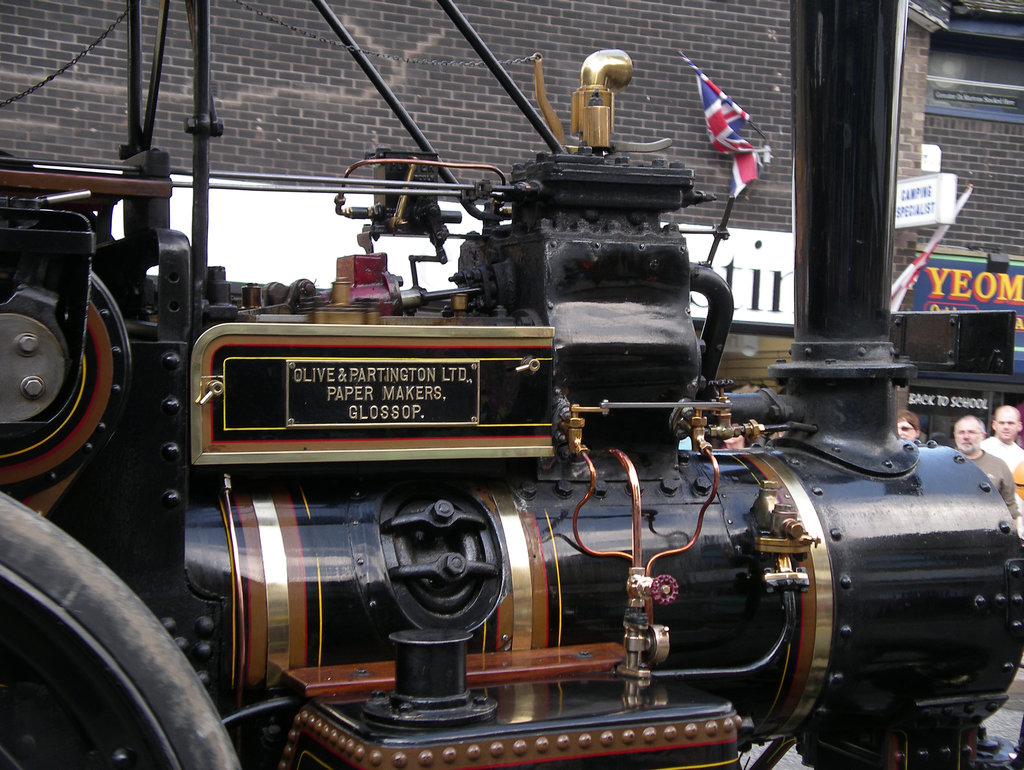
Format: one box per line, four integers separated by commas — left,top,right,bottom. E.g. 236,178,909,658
926,35,1024,123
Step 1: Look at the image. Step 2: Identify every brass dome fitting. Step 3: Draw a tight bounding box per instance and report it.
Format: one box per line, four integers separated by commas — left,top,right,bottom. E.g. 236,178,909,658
572,50,633,150
579,49,633,92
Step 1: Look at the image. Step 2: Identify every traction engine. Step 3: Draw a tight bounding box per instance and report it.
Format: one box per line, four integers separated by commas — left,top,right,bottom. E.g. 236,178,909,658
1,0,1022,769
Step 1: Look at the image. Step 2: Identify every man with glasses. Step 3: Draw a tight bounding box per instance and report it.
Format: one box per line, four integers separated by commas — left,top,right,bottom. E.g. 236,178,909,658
954,415,1019,520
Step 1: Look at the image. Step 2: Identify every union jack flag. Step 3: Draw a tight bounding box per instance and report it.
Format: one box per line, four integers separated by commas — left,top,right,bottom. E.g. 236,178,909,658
681,54,768,197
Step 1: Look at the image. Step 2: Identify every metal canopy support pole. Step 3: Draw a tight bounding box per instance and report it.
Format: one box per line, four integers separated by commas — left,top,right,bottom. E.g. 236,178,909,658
433,0,564,154
189,0,212,346
142,0,172,152
309,0,460,187
123,0,143,158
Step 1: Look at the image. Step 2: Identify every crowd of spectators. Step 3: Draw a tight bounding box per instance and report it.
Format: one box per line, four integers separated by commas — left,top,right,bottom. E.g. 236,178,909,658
900,405,1024,533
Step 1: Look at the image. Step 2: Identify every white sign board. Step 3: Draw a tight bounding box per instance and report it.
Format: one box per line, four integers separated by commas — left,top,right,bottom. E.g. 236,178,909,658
895,172,958,229
685,227,795,329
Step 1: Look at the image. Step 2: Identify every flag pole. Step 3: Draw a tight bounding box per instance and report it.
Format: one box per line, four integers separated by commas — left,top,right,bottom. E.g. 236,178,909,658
703,196,735,267
889,184,974,312
746,120,770,145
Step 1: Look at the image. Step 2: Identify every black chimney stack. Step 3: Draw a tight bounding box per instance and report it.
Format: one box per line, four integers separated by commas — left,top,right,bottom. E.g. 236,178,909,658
770,0,916,472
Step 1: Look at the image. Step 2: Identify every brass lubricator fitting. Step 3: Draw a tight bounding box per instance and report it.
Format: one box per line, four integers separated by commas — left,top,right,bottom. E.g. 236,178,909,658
676,382,765,451
331,255,354,306
683,407,745,451
689,413,710,452
571,49,632,150
451,292,467,318
308,256,379,325
618,567,671,683
751,480,820,592
240,283,262,310
751,479,780,532
563,403,608,457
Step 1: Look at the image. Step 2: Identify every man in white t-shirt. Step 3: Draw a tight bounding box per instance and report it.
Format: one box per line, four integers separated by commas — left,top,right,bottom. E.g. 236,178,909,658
980,404,1024,515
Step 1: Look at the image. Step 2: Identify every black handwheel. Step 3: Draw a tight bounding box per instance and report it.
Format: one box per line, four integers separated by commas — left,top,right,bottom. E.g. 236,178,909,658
0,492,240,769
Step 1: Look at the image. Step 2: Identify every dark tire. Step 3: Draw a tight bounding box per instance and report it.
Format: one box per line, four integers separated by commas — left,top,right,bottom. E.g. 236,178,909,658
0,492,240,769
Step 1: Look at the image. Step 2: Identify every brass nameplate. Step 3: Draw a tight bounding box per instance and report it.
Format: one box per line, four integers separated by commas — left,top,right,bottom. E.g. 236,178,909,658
285,359,480,427
190,322,555,465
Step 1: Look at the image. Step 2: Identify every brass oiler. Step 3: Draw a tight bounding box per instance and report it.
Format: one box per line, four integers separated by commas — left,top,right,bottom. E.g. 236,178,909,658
571,49,633,150
331,255,354,306
308,256,379,325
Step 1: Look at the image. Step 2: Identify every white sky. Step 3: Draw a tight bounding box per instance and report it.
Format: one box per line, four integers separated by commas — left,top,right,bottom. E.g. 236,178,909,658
165,184,463,292
133,183,795,328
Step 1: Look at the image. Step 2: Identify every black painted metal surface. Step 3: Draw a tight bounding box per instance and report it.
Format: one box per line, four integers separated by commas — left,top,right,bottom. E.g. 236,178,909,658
790,0,906,344
4,1,1024,768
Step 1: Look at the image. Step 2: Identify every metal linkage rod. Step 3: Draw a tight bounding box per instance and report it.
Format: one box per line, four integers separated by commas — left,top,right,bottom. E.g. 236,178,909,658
309,0,456,186
434,0,564,153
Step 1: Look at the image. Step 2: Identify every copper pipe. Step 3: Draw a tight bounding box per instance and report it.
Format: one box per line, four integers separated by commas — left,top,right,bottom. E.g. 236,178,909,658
571,452,632,563
573,444,719,603
610,449,644,569
646,444,719,578
343,157,507,185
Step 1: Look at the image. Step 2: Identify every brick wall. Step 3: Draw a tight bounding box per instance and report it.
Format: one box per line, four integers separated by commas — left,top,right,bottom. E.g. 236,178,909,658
894,21,931,280
2,1,1018,275
925,115,1024,256
0,0,792,235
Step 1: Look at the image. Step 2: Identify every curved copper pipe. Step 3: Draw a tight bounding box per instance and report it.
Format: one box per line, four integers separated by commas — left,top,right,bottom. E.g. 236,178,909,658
572,452,632,563
343,157,507,184
573,443,720,617
610,449,644,569
646,444,719,577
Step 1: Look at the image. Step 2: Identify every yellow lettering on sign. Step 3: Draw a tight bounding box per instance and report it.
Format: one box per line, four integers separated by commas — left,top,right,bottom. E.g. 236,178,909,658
924,267,950,298
997,273,1024,303
924,266,1024,304
975,272,997,301
949,269,972,300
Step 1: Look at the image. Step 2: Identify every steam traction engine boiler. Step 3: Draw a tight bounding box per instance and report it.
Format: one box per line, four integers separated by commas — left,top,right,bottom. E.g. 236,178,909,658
1,0,1023,768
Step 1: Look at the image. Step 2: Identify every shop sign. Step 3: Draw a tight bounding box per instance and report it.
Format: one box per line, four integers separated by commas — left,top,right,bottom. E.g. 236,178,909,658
687,227,794,328
911,252,1023,372
907,389,988,412
895,173,958,229
933,89,1018,110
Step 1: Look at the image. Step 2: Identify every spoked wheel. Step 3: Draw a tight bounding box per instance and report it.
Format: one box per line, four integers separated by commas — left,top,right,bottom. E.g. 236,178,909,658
0,493,239,769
